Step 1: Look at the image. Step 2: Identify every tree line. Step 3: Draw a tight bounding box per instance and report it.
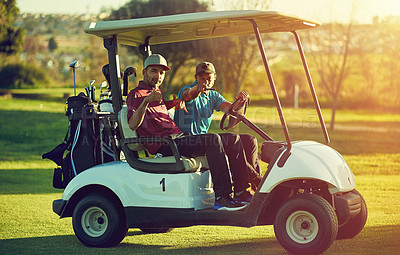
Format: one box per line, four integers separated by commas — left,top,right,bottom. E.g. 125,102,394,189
1,0,400,127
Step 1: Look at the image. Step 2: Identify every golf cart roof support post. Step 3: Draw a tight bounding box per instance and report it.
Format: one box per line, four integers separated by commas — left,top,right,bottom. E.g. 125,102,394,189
139,36,152,63
291,31,330,145
104,35,123,113
248,19,292,154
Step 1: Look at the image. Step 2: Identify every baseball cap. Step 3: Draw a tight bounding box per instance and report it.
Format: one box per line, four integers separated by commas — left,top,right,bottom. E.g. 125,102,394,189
195,61,216,75
144,54,170,71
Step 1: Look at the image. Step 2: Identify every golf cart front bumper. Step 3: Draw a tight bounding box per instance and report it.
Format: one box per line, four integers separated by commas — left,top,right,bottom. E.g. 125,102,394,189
334,191,361,223
53,199,67,217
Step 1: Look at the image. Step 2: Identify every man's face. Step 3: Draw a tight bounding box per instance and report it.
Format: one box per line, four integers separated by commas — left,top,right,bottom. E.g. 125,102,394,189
195,72,216,89
143,65,166,88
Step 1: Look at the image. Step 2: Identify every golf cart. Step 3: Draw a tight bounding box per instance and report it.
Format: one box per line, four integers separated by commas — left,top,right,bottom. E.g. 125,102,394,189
49,10,367,254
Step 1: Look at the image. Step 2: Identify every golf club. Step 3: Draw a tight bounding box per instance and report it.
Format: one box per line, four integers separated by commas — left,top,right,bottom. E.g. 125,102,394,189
123,66,137,96
89,80,95,100
69,60,80,96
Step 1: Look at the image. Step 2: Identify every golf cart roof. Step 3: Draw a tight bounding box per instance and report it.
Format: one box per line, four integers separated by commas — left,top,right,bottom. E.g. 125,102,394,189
85,10,320,47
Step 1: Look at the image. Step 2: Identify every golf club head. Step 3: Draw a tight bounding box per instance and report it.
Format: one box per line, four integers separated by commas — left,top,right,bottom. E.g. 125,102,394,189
89,80,95,87
124,66,136,76
100,81,108,89
123,66,137,96
69,60,80,68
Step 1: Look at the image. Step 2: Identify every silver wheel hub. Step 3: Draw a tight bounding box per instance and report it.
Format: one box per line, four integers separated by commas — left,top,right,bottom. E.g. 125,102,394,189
286,210,318,244
81,206,108,237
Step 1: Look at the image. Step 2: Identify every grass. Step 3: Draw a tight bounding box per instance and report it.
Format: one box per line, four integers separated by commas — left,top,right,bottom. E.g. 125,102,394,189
0,95,400,254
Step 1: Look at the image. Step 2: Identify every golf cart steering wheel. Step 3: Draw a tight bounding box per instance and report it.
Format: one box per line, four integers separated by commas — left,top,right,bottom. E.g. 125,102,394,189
220,96,249,130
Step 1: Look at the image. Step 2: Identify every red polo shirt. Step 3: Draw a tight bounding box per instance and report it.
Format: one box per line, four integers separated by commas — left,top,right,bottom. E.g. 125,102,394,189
126,81,181,154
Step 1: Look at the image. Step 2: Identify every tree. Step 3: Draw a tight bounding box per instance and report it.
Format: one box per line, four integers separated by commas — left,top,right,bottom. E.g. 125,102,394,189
84,35,109,86
205,0,272,96
108,0,209,95
0,0,24,57
378,21,400,107
307,22,353,130
48,37,58,52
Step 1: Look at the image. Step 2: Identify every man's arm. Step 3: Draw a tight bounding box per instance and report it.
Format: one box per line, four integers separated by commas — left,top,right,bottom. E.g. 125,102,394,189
181,85,201,102
218,91,249,113
165,95,188,112
128,98,150,131
128,90,162,131
218,101,231,112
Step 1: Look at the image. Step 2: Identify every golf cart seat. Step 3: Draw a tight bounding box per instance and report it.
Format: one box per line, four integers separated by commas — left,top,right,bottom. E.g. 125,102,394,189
260,140,286,163
118,106,209,173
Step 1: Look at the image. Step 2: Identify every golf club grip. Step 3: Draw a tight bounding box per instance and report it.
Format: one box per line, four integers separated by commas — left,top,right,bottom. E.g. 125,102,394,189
123,76,128,96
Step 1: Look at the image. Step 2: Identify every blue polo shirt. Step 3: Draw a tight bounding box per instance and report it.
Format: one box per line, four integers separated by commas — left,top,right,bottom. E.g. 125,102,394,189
174,81,227,135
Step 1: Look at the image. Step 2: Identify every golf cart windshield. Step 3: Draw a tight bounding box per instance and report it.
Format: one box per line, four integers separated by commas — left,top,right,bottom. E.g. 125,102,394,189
85,10,329,156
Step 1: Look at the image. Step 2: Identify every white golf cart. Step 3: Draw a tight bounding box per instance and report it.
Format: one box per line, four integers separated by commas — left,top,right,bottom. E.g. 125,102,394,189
52,10,367,254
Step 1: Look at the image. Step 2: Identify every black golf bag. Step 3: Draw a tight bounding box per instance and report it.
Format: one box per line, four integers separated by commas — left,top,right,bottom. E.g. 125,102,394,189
43,93,102,189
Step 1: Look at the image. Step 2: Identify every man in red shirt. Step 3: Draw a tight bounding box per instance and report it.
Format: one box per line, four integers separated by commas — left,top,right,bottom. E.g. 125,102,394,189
127,54,251,211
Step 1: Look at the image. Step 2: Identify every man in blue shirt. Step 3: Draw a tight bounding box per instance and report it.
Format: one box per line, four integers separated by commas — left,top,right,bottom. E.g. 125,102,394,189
174,61,262,195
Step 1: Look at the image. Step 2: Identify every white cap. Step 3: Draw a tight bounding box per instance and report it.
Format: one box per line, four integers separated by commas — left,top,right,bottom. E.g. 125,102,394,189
143,54,170,71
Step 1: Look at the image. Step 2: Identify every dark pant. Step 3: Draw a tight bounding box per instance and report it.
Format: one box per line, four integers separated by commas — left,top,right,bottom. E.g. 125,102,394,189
219,133,261,188
158,133,249,197
237,134,262,176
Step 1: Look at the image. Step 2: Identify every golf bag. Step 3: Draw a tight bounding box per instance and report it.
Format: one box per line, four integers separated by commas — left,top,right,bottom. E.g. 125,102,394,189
43,93,101,189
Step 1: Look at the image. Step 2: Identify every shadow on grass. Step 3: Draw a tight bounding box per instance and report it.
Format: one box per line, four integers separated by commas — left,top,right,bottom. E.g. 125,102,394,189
0,234,283,255
1,225,399,255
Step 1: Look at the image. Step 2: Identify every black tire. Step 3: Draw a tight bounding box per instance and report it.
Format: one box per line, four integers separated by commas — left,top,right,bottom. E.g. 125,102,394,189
139,227,174,234
336,189,367,239
72,193,128,247
274,194,338,255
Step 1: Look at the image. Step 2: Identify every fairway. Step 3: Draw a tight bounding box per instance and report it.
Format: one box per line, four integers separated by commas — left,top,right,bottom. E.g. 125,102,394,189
1,95,400,254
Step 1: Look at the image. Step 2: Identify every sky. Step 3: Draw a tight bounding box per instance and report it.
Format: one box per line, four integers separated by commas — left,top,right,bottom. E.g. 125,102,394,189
17,0,400,24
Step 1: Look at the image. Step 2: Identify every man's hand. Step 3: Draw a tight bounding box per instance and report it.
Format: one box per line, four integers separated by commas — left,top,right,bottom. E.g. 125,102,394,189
231,91,249,113
196,81,209,94
235,91,249,102
144,89,163,104
172,94,188,113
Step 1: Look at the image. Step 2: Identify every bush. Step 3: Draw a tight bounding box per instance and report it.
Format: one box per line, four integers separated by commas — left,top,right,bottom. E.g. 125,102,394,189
0,63,50,89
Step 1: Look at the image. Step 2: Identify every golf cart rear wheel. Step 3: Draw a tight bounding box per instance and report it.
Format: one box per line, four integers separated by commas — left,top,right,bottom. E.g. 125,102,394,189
72,193,128,247
139,227,174,233
274,194,338,255
336,189,367,239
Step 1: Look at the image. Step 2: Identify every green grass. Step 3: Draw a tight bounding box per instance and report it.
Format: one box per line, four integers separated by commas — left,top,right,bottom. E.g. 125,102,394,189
1,96,400,254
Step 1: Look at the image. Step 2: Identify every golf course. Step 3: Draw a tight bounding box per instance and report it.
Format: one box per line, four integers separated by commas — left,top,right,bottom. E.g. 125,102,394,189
0,91,399,254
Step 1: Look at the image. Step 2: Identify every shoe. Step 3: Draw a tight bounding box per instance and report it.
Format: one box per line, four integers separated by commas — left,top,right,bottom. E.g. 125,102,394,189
234,190,253,204
213,195,248,211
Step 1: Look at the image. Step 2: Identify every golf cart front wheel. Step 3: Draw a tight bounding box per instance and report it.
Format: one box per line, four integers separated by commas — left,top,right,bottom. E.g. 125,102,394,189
72,193,128,247
274,194,338,255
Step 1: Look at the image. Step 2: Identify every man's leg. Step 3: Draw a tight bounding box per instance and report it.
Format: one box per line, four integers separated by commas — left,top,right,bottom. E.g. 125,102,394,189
219,133,251,194
158,133,232,198
239,134,262,175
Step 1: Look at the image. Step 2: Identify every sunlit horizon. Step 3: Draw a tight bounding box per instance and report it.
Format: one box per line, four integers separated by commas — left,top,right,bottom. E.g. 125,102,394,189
17,0,400,24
